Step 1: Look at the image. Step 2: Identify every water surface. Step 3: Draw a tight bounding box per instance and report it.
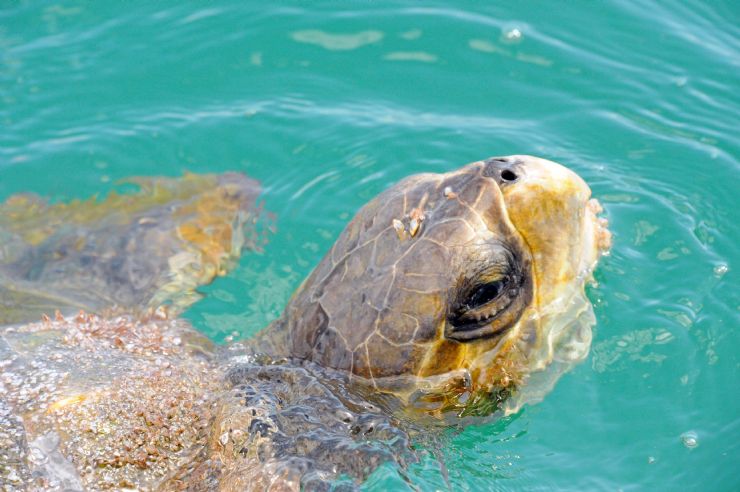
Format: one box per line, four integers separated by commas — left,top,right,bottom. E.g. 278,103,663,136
1,1,738,490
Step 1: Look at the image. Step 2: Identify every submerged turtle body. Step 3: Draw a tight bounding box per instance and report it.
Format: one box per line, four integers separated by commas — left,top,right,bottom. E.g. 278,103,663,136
0,172,264,325
0,156,610,490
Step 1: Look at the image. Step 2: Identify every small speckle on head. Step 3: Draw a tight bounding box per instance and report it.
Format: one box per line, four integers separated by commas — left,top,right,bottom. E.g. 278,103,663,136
409,218,420,237
409,207,425,222
392,219,407,241
443,186,457,199
408,207,425,237
393,206,426,240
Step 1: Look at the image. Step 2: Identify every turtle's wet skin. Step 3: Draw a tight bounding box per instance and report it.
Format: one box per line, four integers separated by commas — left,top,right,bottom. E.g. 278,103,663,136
0,156,610,491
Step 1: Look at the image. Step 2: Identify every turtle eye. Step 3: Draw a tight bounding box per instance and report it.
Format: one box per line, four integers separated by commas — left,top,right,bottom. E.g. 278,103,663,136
446,271,523,342
446,248,531,342
466,279,506,309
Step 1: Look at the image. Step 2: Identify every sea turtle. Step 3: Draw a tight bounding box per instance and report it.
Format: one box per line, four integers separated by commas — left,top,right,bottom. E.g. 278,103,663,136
0,156,610,491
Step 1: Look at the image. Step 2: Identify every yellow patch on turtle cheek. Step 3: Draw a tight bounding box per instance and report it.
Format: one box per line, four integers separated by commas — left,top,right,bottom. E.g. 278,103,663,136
460,318,531,392
502,179,591,310
417,336,464,378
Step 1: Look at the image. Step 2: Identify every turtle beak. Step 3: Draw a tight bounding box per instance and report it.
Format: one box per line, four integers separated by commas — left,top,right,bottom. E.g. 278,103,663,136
492,155,611,310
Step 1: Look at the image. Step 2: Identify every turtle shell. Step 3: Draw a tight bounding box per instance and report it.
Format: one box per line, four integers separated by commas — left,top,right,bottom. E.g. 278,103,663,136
0,173,264,324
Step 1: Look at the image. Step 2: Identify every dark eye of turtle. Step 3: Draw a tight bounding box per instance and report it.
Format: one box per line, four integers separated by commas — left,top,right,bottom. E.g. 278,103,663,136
466,279,505,309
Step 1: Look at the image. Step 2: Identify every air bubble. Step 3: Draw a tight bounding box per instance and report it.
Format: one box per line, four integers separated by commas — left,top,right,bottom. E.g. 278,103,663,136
681,431,698,449
713,264,728,277
501,25,522,44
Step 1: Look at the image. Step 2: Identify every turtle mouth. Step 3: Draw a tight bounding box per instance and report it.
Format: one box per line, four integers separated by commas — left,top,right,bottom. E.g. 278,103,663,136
445,311,513,341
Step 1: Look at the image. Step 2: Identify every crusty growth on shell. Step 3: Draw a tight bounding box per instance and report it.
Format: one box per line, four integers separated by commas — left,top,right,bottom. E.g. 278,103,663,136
0,313,411,491
0,312,220,490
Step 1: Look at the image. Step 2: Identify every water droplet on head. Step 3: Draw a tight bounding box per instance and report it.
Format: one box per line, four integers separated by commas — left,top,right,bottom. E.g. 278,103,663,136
681,431,698,449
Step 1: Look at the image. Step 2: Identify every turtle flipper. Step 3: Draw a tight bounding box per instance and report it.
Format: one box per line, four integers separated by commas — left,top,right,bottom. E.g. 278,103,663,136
0,173,265,325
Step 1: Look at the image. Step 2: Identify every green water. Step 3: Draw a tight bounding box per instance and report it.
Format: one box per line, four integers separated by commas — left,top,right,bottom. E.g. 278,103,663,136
2,1,738,489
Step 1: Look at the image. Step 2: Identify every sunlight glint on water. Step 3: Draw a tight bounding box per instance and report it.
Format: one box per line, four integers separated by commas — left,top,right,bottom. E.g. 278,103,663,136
1,1,738,490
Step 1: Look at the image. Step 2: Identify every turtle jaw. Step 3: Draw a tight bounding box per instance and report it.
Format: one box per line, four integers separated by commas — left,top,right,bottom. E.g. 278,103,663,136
494,155,611,310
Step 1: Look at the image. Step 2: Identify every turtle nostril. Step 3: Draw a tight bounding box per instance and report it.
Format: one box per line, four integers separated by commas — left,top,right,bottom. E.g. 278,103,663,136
501,169,518,182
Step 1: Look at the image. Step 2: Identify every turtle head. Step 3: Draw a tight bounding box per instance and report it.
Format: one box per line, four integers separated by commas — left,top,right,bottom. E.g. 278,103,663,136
273,155,610,414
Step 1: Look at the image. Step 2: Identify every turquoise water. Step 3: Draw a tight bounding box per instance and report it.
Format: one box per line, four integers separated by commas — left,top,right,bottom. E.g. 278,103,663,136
2,1,738,490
